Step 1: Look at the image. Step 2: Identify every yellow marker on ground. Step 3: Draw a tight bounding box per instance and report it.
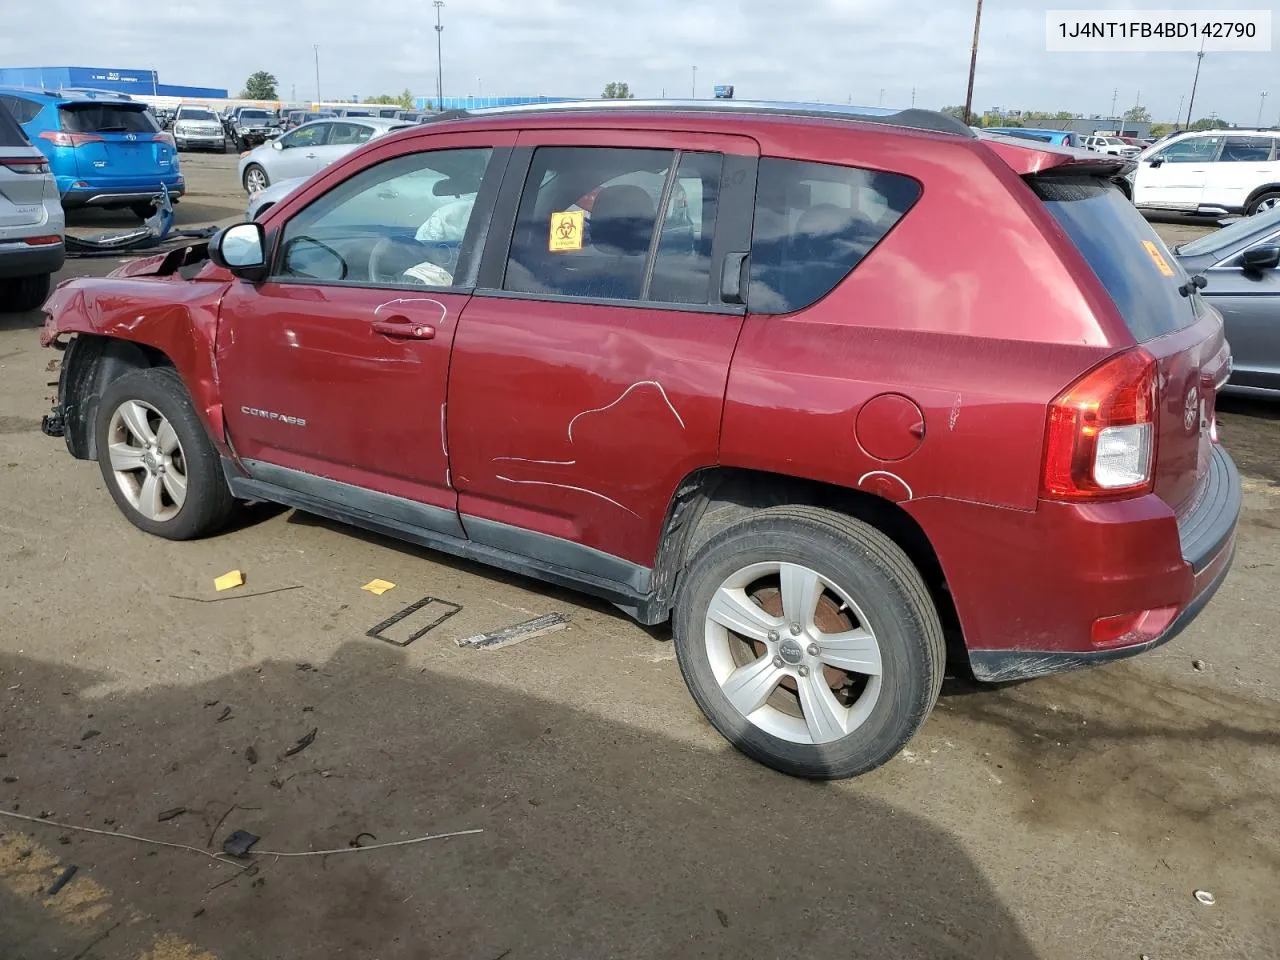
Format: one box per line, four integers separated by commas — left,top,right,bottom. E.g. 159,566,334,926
213,570,244,592
362,579,396,596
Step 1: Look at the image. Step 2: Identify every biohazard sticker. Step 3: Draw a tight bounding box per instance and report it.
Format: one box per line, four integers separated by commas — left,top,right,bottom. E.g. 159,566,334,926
1142,239,1175,277
549,210,585,252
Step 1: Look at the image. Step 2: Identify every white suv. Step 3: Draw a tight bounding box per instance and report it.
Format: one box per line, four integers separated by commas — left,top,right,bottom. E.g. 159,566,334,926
1131,129,1280,218
0,100,65,313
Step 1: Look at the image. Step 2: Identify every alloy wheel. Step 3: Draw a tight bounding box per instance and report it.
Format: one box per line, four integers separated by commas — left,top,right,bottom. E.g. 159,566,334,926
106,400,188,523
245,167,268,195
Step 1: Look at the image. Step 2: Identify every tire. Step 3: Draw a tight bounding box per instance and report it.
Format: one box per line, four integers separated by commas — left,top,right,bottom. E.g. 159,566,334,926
1,274,51,313
94,367,235,540
672,506,945,779
243,163,269,194
130,202,156,220
1246,190,1280,217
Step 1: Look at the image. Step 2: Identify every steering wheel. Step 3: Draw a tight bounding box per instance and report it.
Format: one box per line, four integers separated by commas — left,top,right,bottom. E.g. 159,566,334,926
368,237,420,285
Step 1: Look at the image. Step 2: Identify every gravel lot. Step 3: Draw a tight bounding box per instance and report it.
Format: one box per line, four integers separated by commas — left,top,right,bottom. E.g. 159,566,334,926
1,154,1278,960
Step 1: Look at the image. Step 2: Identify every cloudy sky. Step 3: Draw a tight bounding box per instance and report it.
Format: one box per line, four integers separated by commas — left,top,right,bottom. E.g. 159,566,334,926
2,0,1276,124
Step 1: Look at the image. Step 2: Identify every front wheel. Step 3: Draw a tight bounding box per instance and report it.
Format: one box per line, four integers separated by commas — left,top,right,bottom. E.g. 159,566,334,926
673,506,945,779
243,163,269,195
94,367,236,540
1246,191,1280,217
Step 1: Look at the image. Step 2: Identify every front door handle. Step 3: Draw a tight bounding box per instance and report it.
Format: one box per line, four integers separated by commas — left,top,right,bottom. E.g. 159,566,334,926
371,317,435,340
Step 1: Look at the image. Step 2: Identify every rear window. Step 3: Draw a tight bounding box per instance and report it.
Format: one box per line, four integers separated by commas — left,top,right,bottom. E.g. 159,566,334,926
0,100,31,147
60,104,159,133
748,158,921,314
1032,177,1197,341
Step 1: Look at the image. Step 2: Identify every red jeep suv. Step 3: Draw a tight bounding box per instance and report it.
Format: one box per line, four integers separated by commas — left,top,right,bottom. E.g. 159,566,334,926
40,102,1240,779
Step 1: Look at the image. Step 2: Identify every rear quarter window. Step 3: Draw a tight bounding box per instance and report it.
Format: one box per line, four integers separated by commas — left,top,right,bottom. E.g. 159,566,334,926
1032,177,1197,341
748,158,921,314
0,95,42,125
60,104,159,133
0,100,31,147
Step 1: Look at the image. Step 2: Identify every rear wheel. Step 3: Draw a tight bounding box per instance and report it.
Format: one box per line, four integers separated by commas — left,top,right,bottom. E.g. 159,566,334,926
243,163,269,195
673,506,945,779
1246,191,1280,217
94,367,236,540
1,274,52,313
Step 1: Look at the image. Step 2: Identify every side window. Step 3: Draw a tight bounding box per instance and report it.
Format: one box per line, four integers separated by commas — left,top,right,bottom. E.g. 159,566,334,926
281,123,329,149
1219,137,1274,162
328,122,371,146
0,95,42,124
747,158,921,314
505,147,672,302
1159,137,1221,163
275,147,493,288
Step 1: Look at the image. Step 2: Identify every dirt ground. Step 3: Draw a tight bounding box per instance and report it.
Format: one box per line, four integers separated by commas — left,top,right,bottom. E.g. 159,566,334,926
1,154,1279,960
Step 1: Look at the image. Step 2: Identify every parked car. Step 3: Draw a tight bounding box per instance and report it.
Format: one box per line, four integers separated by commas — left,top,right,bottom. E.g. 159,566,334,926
1174,206,1280,397
1131,130,1280,217
39,100,1240,780
224,107,279,151
395,111,424,123
171,105,226,153
237,117,410,195
986,127,1083,149
0,87,183,220
1082,135,1142,158
281,109,331,132
0,99,64,312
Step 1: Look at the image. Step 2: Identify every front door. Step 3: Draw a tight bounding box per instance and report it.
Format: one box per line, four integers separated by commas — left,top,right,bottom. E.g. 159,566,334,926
215,133,511,533
447,130,759,572
269,121,334,180
1134,136,1221,210
1208,240,1280,393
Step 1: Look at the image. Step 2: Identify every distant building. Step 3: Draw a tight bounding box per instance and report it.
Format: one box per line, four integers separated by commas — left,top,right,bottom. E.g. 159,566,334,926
0,66,226,100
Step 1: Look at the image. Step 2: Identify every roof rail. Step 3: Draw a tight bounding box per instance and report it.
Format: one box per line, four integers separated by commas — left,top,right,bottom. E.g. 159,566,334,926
434,99,975,137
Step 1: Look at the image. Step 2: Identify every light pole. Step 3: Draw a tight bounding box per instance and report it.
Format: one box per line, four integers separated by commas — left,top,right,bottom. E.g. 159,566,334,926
1185,37,1205,128
434,1,445,110
1259,91,1268,127
1110,87,1118,119
1176,94,1184,127
963,0,984,125
911,87,916,108
878,88,885,107
691,65,697,98
313,44,321,104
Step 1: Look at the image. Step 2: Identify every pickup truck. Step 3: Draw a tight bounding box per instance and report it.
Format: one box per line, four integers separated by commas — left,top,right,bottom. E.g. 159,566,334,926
224,107,280,151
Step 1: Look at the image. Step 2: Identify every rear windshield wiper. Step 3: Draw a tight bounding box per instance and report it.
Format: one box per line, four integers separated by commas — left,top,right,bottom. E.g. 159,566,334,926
1178,274,1207,297
94,125,129,132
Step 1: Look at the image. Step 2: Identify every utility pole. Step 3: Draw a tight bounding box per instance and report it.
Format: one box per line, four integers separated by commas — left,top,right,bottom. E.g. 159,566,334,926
1110,87,1118,118
963,0,984,125
434,1,445,109
313,44,321,104
1259,91,1268,127
911,87,916,108
1185,36,1205,127
691,65,697,98
1176,94,1184,127
878,88,885,107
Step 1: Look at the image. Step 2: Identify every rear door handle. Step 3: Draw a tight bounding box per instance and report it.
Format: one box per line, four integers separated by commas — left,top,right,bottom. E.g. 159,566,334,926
371,317,435,340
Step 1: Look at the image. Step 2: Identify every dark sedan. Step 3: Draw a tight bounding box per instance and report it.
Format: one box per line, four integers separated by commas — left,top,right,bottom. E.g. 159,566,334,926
1176,208,1280,398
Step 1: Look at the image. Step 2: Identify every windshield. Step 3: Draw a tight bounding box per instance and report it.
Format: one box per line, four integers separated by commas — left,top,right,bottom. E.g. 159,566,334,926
177,108,217,122
1178,207,1280,257
59,104,158,133
239,110,268,121
1032,177,1197,342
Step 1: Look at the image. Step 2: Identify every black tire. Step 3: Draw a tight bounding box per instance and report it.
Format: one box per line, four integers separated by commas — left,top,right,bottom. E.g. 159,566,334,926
94,367,236,540
130,202,156,220
1246,190,1280,217
1,274,51,313
242,163,269,194
673,506,945,779
219,140,229,154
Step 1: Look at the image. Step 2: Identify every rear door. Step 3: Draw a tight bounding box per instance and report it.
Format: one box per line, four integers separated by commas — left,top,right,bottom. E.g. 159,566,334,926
1031,176,1229,516
446,129,758,568
1204,234,1280,392
57,102,173,179
1134,136,1221,210
0,101,48,231
308,121,375,172
1203,135,1279,211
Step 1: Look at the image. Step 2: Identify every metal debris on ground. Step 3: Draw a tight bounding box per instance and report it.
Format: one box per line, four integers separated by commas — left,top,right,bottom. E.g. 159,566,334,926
221,830,260,859
1192,659,1206,671
215,706,233,723
362,578,396,596
366,595,462,647
457,613,571,650
1194,889,1216,905
283,727,318,758
171,585,303,604
47,864,78,895
157,807,187,822
349,832,377,848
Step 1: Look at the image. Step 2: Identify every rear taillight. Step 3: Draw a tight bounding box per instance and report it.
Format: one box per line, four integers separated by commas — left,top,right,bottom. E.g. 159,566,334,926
151,133,175,147
38,131,106,148
1,157,50,174
1042,349,1157,501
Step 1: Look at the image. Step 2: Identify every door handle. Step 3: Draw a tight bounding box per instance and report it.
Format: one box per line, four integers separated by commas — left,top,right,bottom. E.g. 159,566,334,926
305,152,318,158
371,316,435,340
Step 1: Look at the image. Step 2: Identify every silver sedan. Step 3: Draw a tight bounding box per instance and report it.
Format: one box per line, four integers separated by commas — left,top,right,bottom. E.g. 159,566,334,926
237,117,411,196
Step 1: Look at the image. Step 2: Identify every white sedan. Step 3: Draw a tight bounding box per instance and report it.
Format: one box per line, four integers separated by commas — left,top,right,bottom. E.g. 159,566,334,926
237,117,412,196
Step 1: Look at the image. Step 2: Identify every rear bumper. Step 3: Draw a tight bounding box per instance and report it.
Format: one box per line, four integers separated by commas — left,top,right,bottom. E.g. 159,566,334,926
909,444,1242,683
0,240,66,279
61,179,185,209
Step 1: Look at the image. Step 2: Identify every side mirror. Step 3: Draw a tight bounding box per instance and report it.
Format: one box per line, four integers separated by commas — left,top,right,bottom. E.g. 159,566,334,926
1148,157,1164,168
1241,244,1280,271
209,222,267,281
272,139,284,150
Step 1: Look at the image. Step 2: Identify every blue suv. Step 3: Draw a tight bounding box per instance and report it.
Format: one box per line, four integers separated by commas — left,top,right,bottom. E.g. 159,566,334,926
0,88,184,220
